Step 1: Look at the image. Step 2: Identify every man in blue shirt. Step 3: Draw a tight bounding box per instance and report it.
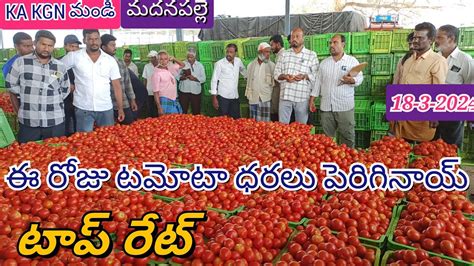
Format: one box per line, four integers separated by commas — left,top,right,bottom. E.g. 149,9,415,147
2,32,34,79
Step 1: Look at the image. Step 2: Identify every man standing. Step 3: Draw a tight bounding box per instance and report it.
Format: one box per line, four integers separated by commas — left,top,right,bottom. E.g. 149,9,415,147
123,49,139,77
310,35,363,148
434,24,473,149
152,50,185,115
394,22,448,143
61,35,82,136
6,30,70,143
178,49,206,115
101,34,137,125
269,35,285,122
61,29,125,132
143,50,159,117
210,44,247,119
245,42,275,122
2,32,33,79
274,28,318,124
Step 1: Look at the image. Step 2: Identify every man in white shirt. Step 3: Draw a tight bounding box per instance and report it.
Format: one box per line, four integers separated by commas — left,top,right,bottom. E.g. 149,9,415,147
123,49,139,77
274,28,319,125
142,50,159,117
179,49,206,115
210,43,247,119
61,29,124,133
310,34,364,148
269,34,286,122
434,24,474,149
245,42,275,122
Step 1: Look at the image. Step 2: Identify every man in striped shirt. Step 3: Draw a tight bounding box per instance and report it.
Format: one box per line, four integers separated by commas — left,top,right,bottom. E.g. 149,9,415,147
274,28,319,124
310,34,364,148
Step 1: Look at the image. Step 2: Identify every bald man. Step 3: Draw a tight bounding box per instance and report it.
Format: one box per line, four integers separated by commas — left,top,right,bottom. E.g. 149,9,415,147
274,28,319,124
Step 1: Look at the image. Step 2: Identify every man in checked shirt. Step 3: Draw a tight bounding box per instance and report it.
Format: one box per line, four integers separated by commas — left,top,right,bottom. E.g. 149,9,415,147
6,30,70,143
274,27,319,124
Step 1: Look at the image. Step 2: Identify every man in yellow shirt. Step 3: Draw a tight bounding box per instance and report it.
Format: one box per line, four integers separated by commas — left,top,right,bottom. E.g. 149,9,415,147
394,22,448,142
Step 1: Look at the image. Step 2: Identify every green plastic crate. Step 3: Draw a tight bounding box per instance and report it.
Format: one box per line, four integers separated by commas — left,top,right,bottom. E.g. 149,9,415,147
0,109,15,148
139,45,149,61
388,205,473,266
351,32,371,54
304,36,313,51
209,41,226,61
463,128,474,159
243,37,268,61
371,75,392,96
202,81,211,96
355,75,371,96
124,45,141,61
391,29,413,52
53,48,65,59
8,48,16,59
202,61,214,80
371,54,393,75
371,130,387,142
159,43,175,57
200,96,218,117
355,130,371,149
148,44,161,53
174,41,189,60
308,111,321,126
115,47,124,59
464,50,474,58
0,49,9,61
238,78,248,104
370,31,392,54
318,55,331,62
240,104,249,118
311,33,332,56
459,27,474,51
197,41,213,62
352,54,371,74
5,112,18,137
370,101,389,130
392,53,406,74
354,100,371,130
242,58,253,68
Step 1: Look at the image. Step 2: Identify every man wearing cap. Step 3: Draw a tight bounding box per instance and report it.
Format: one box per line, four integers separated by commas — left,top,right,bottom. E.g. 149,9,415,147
6,30,70,143
178,49,206,115
274,28,319,124
152,50,185,115
61,29,125,132
61,35,81,136
245,42,275,122
101,34,137,125
143,50,159,117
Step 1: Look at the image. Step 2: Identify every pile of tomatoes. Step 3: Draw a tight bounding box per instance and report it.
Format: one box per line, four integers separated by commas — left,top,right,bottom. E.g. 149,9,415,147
0,115,473,265
0,92,14,114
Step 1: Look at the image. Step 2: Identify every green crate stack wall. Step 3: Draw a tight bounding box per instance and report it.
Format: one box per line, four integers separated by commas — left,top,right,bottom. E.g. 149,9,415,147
369,31,392,54
202,82,211,97
243,58,253,68
371,75,392,96
240,104,250,118
351,32,371,54
304,36,313,51
201,61,214,96
459,27,474,51
354,100,371,130
371,130,387,142
53,48,65,59
115,47,124,60
225,38,250,60
160,43,175,57
371,54,393,75
370,101,389,130
352,54,371,74
209,41,226,61
308,98,321,126
243,37,268,61
7,49,16,59
174,41,189,60
136,61,147,78
392,53,406,74
0,49,8,61
311,33,332,56
201,96,218,117
197,41,213,62
465,50,474,58
391,29,413,52
5,112,18,137
355,75,371,96
139,45,149,61
148,44,161,53
355,130,371,149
